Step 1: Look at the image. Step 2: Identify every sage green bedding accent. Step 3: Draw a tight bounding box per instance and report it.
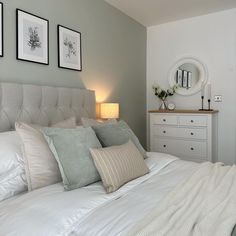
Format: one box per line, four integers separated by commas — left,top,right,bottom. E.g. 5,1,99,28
232,226,236,236
92,120,147,158
42,127,101,191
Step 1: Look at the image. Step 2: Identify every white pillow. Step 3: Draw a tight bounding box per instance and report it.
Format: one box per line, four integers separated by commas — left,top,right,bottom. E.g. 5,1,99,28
0,166,27,202
0,117,77,201
0,131,27,202
81,117,117,127
0,131,24,175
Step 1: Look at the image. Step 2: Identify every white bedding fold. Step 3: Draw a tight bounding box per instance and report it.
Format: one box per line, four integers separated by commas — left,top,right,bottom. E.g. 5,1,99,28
69,156,198,236
0,153,179,236
128,162,236,236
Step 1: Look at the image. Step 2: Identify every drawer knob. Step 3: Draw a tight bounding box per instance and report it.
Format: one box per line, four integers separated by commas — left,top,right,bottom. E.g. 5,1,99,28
191,147,194,151
163,131,166,134
191,132,194,136
163,119,166,122
191,120,194,123
163,145,167,148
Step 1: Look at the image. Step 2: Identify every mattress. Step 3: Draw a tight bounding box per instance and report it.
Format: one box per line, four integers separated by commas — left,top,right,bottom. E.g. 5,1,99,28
0,152,234,236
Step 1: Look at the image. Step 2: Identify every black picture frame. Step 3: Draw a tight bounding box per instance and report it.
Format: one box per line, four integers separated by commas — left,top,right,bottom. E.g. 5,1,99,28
16,9,49,65
58,25,82,71
0,2,3,57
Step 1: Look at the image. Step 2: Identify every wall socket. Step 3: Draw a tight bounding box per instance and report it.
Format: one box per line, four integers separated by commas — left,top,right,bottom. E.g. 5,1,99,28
214,95,222,102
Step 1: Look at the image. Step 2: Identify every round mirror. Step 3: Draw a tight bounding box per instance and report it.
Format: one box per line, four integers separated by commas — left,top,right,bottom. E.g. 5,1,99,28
169,57,208,95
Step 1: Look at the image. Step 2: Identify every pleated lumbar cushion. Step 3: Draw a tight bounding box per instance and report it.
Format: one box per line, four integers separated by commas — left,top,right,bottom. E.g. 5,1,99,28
90,140,149,193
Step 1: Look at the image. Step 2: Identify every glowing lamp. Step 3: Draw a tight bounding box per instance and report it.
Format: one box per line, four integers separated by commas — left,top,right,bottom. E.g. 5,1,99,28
100,103,119,119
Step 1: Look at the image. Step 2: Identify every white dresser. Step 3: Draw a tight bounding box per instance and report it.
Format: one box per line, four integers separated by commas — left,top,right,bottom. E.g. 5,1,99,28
149,110,218,163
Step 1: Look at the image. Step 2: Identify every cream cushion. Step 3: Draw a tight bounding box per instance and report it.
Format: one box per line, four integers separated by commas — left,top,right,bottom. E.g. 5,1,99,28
90,140,149,193
15,117,76,191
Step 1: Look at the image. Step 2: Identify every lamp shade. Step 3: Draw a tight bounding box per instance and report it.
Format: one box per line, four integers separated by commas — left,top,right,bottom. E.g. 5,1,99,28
100,103,119,119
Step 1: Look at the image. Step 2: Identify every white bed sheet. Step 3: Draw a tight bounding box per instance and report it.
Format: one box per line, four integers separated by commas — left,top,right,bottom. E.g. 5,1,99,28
0,153,198,236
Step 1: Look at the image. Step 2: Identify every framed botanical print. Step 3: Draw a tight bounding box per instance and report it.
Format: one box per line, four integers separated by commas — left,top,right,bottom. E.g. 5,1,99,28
0,2,3,57
58,25,82,71
16,9,49,65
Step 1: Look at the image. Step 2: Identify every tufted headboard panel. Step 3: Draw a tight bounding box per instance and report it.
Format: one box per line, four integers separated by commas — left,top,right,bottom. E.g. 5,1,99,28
0,82,96,132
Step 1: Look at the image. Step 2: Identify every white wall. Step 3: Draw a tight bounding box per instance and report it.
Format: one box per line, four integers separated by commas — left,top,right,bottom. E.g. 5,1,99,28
147,8,236,164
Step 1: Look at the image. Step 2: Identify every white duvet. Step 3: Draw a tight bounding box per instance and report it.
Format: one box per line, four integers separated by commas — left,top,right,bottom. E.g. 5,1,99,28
128,162,236,236
0,153,199,236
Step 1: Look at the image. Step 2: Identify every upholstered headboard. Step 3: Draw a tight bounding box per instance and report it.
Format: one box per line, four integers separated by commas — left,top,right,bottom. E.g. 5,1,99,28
0,82,96,132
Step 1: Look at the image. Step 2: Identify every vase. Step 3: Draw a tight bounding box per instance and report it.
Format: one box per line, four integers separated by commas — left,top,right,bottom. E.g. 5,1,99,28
159,99,167,110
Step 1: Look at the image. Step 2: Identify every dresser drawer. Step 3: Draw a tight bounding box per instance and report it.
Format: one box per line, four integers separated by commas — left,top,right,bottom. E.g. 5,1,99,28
178,116,207,127
152,138,176,154
151,138,207,160
152,115,178,125
177,140,207,159
154,126,207,140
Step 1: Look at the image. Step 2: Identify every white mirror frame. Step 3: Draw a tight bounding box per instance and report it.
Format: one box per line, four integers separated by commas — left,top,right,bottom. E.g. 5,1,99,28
169,56,208,96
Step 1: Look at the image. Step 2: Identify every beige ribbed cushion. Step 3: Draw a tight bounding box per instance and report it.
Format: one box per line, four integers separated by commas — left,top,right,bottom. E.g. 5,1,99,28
15,117,76,191
90,140,149,193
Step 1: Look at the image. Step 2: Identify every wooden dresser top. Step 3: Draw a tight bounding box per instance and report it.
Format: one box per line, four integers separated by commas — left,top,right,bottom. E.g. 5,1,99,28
148,109,219,114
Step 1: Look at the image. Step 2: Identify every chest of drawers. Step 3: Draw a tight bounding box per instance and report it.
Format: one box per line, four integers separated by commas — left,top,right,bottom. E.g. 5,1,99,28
149,110,218,163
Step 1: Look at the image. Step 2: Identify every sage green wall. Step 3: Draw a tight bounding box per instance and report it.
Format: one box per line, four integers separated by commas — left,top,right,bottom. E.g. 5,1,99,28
0,0,147,146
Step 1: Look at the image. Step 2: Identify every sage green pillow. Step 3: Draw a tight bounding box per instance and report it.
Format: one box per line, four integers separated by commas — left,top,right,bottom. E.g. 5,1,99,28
92,120,147,158
42,127,101,191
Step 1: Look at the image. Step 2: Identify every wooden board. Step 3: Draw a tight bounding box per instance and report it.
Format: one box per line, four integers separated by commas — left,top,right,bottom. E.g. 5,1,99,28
148,109,219,114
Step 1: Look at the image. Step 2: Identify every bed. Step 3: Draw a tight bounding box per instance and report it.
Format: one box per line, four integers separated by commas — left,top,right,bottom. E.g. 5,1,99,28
0,82,235,236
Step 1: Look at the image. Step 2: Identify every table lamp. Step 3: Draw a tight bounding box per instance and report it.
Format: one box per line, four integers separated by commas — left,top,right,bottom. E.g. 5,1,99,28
100,103,119,119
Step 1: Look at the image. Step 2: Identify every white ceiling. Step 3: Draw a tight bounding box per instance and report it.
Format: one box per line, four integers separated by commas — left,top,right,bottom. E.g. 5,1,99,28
104,0,236,27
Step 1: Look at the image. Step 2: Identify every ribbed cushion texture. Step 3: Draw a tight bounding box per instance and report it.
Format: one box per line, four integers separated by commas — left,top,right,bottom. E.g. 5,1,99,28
90,140,149,193
42,127,102,191
92,120,147,158
15,117,76,191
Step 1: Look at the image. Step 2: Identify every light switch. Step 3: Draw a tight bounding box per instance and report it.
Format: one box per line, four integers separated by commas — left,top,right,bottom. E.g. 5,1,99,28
214,95,222,102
